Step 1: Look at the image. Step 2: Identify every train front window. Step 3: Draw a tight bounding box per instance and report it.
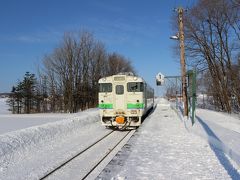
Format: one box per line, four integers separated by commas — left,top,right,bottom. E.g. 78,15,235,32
116,85,124,95
99,83,112,92
127,82,144,92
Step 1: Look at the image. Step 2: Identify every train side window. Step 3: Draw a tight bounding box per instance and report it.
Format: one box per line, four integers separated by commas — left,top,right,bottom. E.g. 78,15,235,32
127,82,144,92
99,83,112,92
116,85,124,95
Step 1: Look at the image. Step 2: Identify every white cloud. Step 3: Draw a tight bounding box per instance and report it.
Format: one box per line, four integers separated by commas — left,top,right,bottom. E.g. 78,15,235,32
17,35,42,43
0,28,63,44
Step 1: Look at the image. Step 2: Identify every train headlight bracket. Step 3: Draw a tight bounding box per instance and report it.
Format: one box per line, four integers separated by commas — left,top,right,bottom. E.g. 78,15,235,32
130,110,137,114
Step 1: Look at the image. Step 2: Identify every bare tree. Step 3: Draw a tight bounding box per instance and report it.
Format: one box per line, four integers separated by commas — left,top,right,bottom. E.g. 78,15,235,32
181,0,240,112
107,52,135,75
40,30,135,113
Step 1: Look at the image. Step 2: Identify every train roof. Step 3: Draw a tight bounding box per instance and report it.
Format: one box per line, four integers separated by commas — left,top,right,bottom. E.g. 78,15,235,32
98,74,144,83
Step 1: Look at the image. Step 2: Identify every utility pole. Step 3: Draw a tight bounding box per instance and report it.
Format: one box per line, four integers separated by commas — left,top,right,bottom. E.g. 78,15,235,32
177,7,188,116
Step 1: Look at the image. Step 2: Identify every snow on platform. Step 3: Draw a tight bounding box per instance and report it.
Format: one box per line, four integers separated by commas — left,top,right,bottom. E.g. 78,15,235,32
98,99,240,179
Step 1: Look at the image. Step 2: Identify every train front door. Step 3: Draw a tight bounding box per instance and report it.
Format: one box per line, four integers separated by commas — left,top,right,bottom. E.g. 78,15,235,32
115,84,125,110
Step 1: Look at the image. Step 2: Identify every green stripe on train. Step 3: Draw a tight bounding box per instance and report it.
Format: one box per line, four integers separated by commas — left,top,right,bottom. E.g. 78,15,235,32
98,103,113,109
127,103,144,109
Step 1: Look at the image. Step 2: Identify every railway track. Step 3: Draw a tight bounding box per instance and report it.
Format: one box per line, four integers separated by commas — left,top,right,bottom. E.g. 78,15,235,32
40,129,135,180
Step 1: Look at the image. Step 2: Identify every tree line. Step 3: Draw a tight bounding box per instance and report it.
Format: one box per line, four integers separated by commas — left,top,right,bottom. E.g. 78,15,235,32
173,0,240,113
8,31,135,114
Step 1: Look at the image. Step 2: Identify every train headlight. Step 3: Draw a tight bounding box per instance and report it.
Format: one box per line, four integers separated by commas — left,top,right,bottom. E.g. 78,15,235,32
133,76,138,81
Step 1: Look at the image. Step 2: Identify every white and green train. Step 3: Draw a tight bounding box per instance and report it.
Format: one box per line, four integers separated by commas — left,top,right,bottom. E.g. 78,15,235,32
98,73,154,129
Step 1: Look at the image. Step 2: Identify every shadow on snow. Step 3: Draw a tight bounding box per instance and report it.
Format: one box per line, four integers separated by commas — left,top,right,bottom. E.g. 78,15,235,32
196,116,240,179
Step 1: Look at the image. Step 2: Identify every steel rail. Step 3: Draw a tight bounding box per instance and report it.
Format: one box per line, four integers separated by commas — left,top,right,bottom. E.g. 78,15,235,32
82,130,133,179
39,130,115,180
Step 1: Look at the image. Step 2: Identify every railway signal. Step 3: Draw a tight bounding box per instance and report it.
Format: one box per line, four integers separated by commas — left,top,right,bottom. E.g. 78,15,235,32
156,72,164,86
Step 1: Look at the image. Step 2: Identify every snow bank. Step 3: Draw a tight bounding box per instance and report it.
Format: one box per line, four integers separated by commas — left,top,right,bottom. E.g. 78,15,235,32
194,128,240,167
170,103,240,168
0,109,99,173
0,112,91,134
196,109,240,133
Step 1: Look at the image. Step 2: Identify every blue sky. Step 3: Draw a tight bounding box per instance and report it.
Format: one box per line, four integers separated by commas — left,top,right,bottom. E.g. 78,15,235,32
0,0,195,93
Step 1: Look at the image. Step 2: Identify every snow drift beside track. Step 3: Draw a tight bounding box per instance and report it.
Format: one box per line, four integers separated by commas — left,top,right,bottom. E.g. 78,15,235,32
0,109,99,174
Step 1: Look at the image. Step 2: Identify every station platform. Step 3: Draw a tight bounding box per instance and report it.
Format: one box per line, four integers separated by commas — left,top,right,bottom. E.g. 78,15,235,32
98,99,240,179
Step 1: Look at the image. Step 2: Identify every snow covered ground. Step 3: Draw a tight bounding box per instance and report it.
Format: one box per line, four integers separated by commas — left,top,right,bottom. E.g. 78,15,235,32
0,109,101,179
192,109,240,170
98,99,240,179
0,112,91,134
0,97,240,179
196,109,240,133
0,98,92,134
